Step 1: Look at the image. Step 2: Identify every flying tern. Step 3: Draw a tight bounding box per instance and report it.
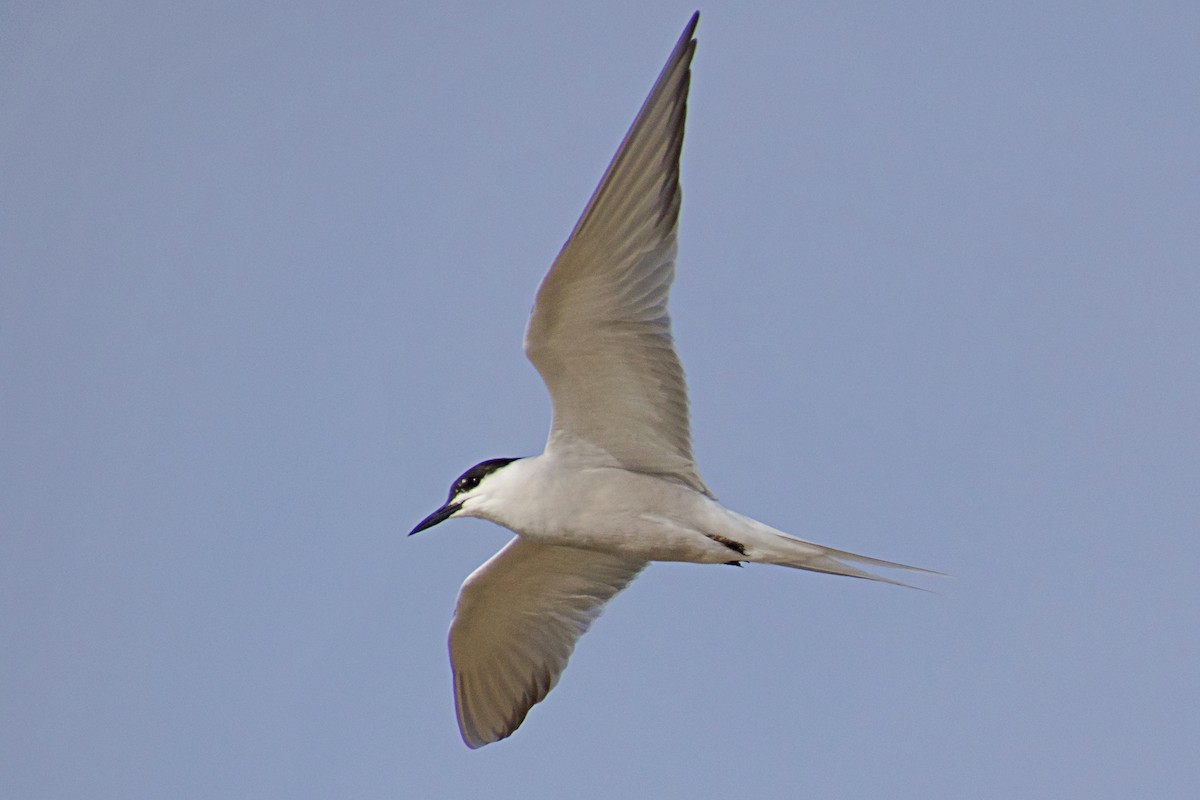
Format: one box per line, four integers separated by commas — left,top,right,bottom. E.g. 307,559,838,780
411,11,933,748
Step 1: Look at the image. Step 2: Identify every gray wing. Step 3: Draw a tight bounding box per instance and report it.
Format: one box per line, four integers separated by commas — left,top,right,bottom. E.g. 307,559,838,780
449,538,646,748
523,13,710,496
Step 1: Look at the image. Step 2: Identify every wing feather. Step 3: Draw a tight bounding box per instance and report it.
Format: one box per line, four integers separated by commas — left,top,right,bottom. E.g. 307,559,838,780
449,538,646,748
524,13,710,495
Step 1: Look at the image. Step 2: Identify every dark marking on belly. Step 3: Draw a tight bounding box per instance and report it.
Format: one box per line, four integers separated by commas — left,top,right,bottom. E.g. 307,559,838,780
705,532,747,556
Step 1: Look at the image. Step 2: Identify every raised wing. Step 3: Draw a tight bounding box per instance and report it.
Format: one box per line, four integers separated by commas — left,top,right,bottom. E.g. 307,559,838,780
523,13,710,495
449,537,646,748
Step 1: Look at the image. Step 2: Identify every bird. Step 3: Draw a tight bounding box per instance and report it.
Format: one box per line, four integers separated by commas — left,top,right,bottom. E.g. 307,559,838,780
410,11,934,749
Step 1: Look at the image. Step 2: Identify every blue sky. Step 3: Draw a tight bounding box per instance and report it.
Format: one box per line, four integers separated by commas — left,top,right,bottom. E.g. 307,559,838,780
3,2,1198,797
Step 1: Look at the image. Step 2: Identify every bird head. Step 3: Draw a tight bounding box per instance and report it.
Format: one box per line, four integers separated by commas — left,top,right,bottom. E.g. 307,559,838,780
409,458,520,535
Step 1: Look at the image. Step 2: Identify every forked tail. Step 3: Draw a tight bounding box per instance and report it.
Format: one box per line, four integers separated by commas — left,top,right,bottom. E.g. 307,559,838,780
734,515,943,589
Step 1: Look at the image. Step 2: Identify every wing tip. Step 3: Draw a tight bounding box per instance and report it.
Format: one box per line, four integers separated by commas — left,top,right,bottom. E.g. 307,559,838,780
454,665,548,749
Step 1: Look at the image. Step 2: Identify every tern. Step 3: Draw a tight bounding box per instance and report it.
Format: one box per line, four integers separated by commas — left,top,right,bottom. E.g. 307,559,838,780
411,12,933,748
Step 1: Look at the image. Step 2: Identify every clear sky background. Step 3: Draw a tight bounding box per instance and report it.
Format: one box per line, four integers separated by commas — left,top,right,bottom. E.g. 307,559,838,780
4,2,1198,798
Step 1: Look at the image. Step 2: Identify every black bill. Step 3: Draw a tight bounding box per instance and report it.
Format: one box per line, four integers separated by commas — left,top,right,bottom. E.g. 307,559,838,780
409,501,463,535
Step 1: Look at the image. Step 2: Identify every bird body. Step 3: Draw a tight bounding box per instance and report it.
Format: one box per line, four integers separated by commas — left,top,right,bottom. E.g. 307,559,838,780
458,454,737,563
411,12,934,748
455,453,920,575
